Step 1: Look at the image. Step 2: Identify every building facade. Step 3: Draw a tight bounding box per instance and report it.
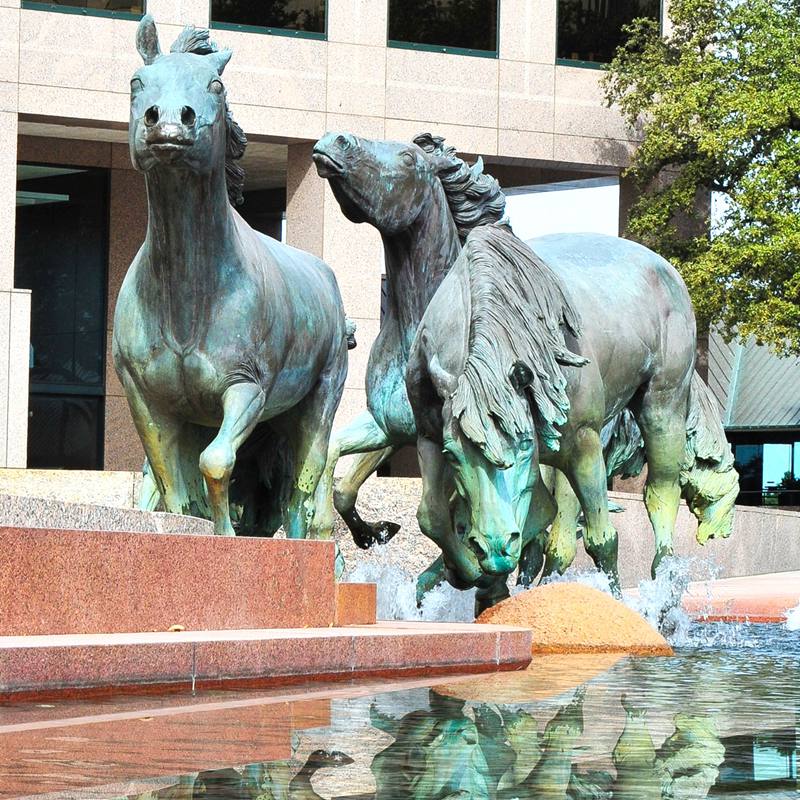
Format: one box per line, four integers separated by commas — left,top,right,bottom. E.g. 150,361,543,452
1,0,667,473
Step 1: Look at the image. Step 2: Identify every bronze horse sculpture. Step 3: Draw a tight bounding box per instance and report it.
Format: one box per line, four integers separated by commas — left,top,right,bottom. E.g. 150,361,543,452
408,222,738,596
114,17,349,538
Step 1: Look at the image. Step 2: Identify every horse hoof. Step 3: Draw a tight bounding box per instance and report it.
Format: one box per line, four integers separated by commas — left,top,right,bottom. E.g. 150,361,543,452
374,520,401,545
351,520,401,550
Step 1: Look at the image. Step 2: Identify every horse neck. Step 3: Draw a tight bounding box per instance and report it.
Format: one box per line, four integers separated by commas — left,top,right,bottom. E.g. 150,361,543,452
143,165,237,348
380,184,461,348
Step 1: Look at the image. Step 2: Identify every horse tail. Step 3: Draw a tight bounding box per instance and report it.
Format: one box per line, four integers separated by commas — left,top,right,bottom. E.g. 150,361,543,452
602,409,646,481
679,372,739,544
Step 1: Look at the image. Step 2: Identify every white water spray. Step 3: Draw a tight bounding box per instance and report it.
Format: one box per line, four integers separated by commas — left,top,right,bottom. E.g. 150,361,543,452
786,600,800,631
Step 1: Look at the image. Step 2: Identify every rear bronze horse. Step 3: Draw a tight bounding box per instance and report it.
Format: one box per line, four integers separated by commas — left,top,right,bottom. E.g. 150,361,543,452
114,17,348,538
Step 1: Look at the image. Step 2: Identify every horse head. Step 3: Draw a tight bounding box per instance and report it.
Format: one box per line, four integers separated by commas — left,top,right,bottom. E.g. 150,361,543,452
129,16,246,204
312,133,444,233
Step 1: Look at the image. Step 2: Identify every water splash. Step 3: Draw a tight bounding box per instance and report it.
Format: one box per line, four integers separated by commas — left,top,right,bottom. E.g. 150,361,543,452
346,561,476,622
786,600,800,631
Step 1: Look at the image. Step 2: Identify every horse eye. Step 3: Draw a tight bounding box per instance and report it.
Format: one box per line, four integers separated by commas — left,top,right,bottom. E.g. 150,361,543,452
209,79,224,95
519,439,532,452
130,78,144,93
402,152,415,167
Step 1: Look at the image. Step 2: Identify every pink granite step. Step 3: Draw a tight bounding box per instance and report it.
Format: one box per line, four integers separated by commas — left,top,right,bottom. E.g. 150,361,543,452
0,622,532,698
1,527,337,635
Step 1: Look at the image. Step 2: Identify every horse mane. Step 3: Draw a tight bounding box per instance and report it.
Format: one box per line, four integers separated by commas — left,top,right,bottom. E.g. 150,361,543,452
413,133,505,239
450,222,589,465
170,27,247,206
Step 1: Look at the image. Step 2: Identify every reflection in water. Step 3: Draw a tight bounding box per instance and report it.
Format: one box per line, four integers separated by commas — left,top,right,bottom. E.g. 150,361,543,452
7,630,797,800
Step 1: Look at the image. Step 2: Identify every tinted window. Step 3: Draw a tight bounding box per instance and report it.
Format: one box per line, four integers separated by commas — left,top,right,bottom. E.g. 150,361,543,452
15,165,108,469
558,0,661,64
211,0,326,34
388,0,498,54
23,1,144,12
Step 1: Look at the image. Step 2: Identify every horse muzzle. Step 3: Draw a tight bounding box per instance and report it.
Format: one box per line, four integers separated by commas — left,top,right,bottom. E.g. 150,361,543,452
146,125,195,161
312,150,345,179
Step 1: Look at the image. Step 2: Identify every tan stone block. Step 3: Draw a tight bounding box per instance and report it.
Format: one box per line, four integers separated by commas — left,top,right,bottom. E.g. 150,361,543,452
499,60,555,133
19,10,141,97
7,289,30,467
499,0,556,64
498,129,555,161
385,118,497,157
552,133,633,169
554,65,631,140
326,43,386,118
104,394,145,472
0,7,19,84
0,291,10,466
18,84,128,125
343,316,379,392
148,0,210,27
286,140,324,257
220,29,326,112
0,1,19,8
328,0,388,47
386,47,499,129
333,386,370,432
0,81,18,113
335,582,377,626
234,103,326,141
324,112,385,140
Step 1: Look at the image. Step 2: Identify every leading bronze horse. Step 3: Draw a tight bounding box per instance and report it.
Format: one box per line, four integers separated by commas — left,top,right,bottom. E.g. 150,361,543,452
114,18,348,538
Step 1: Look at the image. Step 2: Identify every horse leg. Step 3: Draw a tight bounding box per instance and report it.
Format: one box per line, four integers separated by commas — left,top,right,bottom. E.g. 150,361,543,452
517,473,557,587
565,427,620,593
314,410,399,547
542,470,582,578
121,377,193,516
199,383,266,537
283,364,346,541
632,389,687,578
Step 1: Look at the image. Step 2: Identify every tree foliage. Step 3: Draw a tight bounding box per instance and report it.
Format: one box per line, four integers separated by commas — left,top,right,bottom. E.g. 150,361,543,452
603,0,800,352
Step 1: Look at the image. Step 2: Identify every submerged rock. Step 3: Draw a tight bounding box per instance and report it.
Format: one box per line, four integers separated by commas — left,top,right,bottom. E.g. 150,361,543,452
476,583,673,656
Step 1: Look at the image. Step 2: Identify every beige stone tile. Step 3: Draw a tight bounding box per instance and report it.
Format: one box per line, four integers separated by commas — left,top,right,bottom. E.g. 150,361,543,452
385,117,497,157
343,316,379,392
386,47,499,129
18,84,128,124
0,7,19,84
324,112,385,140
498,129,554,161
0,1,19,8
333,386,370,433
499,0,557,65
286,140,324,258
552,133,633,168
149,0,210,27
7,289,30,467
0,291,10,466
233,103,326,141
499,59,554,133
328,0,388,47
0,111,16,292
0,81,18,113
220,29,326,112
554,65,631,140
19,9,142,96
326,43,386,118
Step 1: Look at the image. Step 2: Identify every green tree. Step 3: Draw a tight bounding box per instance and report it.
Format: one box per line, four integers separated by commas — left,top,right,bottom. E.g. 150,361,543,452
603,0,800,353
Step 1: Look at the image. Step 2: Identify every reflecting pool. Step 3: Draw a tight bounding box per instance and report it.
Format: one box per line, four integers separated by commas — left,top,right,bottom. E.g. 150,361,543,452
1,624,797,799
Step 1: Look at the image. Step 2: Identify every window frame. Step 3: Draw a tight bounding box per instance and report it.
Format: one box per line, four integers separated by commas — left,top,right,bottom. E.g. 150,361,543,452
209,0,328,41
555,0,664,69
21,0,145,21
386,0,500,60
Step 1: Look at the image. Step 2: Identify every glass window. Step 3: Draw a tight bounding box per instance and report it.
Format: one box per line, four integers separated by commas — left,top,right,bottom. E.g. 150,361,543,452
388,0,498,55
211,0,326,36
557,0,661,65
15,164,108,469
22,1,144,15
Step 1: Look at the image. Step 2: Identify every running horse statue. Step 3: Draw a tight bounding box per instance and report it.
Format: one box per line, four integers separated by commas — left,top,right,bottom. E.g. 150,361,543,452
407,221,738,600
113,17,349,537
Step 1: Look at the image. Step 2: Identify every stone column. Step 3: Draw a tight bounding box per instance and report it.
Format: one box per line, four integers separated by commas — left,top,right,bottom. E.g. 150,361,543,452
0,2,30,467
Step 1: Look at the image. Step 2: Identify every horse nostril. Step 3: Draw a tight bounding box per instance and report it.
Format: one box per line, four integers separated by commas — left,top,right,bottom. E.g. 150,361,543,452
181,106,196,127
504,532,521,558
144,106,160,127
467,534,488,560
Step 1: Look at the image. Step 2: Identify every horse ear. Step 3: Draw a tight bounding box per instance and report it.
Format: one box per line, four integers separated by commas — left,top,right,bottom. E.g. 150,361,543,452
209,49,233,76
136,15,162,65
428,355,457,400
509,360,534,393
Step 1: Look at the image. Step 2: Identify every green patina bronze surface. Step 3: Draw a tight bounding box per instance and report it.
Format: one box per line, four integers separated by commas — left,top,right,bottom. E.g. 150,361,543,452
113,17,348,538
408,221,739,599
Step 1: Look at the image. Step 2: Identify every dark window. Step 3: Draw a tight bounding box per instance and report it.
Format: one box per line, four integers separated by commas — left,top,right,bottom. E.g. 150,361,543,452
730,432,800,507
15,164,109,470
22,1,144,15
211,0,326,35
557,0,661,65
388,0,498,55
